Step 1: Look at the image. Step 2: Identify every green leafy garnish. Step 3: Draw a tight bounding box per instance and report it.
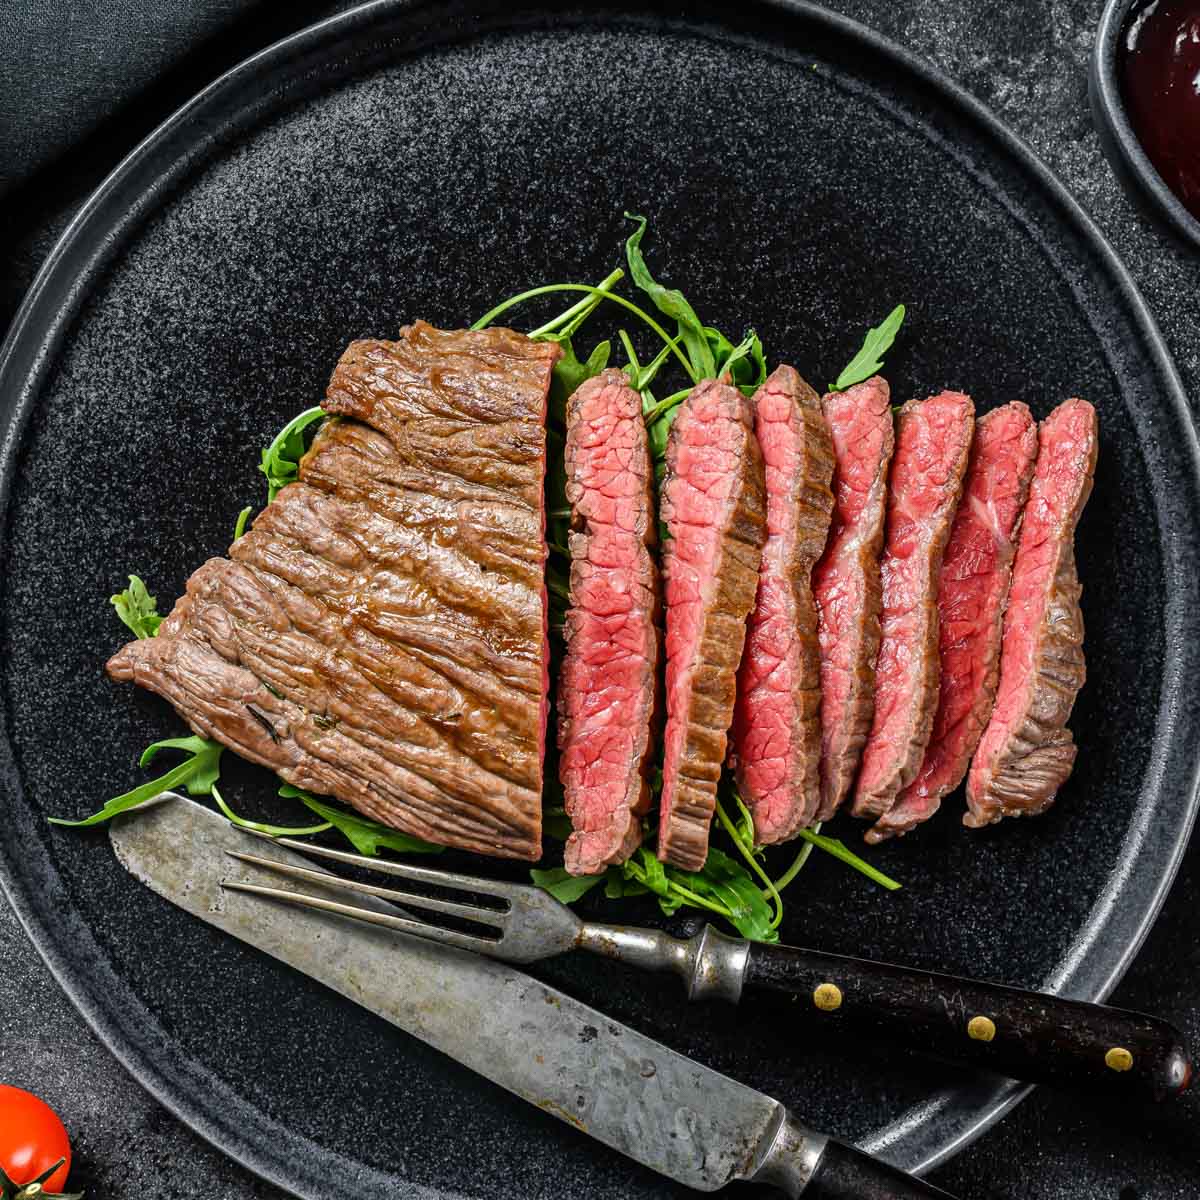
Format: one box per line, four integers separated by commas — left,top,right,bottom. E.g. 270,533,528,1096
713,328,765,390
548,336,611,405
542,806,573,841
279,784,444,856
530,842,779,943
259,406,325,501
50,735,224,827
794,827,902,891
212,783,333,836
529,867,607,903
831,303,906,392
233,505,253,541
110,575,163,640
663,847,778,942
623,213,713,380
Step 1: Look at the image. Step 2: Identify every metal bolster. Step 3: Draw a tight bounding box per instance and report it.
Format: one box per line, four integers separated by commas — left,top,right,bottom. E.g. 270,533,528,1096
685,925,750,1004
749,1108,827,1198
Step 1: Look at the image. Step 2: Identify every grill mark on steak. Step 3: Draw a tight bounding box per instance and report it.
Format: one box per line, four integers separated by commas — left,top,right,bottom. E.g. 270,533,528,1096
965,398,1097,827
658,380,766,870
107,322,560,860
733,366,835,844
868,402,1037,842
557,370,660,876
811,377,895,820
852,390,975,820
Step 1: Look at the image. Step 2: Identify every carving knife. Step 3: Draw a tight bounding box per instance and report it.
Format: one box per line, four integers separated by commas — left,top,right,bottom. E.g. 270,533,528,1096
110,798,956,1199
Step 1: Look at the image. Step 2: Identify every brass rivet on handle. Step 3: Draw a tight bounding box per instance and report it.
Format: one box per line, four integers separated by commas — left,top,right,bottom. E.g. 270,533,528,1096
967,1015,997,1042
1105,1046,1134,1072
813,982,843,1011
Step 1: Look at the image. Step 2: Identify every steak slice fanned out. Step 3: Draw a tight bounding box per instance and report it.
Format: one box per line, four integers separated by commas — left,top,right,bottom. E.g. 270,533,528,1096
811,377,895,820
733,366,835,844
851,390,975,820
658,380,766,870
557,369,660,876
107,322,560,861
965,398,1098,827
868,402,1037,843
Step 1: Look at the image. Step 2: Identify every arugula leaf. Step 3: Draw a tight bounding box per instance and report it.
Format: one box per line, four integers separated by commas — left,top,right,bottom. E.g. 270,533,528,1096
475,269,623,336
831,303,906,392
604,871,649,900
279,784,444,856
212,783,333,837
546,337,611,424
729,792,760,856
530,867,607,903
542,806,573,841
50,735,224,827
715,329,765,393
796,827,902,891
624,214,715,381
111,575,163,640
140,735,224,794
669,847,778,942
259,407,325,501
233,506,253,541
623,846,671,903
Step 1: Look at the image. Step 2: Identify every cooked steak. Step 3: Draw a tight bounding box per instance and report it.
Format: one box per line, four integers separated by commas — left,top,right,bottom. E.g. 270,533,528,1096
868,402,1037,842
811,377,895,820
733,366,835,843
108,322,560,860
658,380,766,870
557,369,660,876
852,390,974,819
965,398,1097,827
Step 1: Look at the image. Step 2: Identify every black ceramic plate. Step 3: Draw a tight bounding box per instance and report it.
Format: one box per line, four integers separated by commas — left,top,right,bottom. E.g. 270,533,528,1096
2,2,1199,1196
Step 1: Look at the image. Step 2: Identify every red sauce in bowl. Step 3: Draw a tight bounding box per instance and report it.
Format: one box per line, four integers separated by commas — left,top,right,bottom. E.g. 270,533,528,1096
1120,0,1200,221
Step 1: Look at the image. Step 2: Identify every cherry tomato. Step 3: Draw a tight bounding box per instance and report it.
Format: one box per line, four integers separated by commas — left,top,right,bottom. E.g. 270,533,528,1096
0,1085,71,1192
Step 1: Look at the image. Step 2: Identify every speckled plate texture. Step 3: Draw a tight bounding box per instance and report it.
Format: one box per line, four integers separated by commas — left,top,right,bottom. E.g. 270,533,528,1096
1,2,1198,1196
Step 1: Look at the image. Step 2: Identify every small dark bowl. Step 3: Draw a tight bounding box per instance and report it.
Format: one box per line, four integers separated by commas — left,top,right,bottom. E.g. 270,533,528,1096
1090,0,1200,251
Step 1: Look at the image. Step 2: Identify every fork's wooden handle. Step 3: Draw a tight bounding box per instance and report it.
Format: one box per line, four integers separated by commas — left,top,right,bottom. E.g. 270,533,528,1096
742,941,1192,1101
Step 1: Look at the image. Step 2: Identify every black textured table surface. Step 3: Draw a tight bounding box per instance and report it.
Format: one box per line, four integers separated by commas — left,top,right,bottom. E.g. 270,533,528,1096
1,2,1197,1198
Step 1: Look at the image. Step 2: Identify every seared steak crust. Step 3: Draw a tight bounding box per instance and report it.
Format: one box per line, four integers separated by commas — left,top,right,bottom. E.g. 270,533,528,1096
965,398,1097,827
108,322,560,860
869,402,1037,842
733,366,835,843
852,390,974,820
658,380,766,870
812,378,895,820
557,370,660,876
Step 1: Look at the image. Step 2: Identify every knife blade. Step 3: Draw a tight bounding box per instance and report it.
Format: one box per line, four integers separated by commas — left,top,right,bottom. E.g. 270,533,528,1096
109,798,955,1198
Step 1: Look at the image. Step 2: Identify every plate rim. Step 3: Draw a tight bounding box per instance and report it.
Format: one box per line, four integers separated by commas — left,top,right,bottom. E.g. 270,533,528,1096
1,0,1198,1192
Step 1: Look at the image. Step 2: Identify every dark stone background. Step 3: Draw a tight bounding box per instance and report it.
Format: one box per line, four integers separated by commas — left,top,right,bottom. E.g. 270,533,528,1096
1,2,1196,1197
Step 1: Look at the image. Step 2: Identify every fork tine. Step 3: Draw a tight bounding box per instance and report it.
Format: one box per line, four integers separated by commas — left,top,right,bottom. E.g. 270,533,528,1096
225,850,507,925
221,880,503,957
241,828,522,901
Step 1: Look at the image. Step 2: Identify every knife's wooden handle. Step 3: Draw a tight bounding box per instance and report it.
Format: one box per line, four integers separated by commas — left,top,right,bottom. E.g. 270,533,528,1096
802,1140,957,1199
742,940,1192,1100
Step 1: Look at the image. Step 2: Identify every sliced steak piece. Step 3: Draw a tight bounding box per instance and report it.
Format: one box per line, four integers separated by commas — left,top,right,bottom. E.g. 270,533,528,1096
658,380,766,870
733,366,835,844
868,402,1037,842
557,369,660,876
811,377,895,820
965,398,1097,827
108,322,560,861
851,390,975,819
